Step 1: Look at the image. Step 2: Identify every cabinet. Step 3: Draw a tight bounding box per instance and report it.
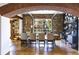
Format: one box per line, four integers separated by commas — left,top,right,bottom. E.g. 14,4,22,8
10,18,19,40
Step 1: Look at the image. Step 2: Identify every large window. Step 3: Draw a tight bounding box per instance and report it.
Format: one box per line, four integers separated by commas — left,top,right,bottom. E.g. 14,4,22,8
33,19,52,33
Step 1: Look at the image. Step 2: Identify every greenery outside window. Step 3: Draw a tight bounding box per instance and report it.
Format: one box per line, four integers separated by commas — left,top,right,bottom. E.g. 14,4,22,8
33,19,52,33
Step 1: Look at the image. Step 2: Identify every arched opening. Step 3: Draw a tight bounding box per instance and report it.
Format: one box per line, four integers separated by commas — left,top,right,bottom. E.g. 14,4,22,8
0,4,79,55
3,5,79,18
0,3,79,17
9,10,78,55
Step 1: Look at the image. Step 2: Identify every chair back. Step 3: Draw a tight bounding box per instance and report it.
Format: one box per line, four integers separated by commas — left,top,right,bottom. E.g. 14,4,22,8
38,33,45,40
21,33,27,40
29,33,36,40
47,33,54,40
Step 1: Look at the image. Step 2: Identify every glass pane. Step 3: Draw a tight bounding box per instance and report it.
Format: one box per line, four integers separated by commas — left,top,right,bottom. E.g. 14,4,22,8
33,19,52,33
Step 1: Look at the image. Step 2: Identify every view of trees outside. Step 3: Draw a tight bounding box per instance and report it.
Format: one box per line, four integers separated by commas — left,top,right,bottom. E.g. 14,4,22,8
33,19,52,33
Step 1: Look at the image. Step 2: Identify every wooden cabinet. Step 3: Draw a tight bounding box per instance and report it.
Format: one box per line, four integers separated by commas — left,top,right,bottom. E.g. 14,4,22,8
10,18,19,40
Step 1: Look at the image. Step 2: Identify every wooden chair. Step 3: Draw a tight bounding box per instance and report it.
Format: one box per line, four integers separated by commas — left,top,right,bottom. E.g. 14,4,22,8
47,33,54,41
38,33,45,41
28,33,36,41
47,33,55,48
38,33,45,47
20,33,27,47
27,33,36,47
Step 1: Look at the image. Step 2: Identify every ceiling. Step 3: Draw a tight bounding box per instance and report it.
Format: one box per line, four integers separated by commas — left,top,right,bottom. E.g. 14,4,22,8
0,3,79,17
0,3,8,7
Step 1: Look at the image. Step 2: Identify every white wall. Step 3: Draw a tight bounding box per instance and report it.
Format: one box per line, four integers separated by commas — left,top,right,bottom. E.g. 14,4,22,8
0,16,11,55
0,15,1,55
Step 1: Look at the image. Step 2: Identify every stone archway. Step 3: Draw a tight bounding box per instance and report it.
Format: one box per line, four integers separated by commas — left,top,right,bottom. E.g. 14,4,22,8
2,6,75,17
0,3,79,17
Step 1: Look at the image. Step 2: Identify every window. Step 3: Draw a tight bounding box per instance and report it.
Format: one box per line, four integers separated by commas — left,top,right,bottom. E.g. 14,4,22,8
33,19,52,33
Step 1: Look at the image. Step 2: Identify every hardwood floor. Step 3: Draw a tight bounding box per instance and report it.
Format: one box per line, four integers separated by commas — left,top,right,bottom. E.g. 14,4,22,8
8,40,79,55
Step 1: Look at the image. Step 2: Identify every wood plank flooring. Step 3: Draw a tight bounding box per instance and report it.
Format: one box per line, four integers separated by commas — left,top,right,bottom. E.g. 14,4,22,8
7,40,79,55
